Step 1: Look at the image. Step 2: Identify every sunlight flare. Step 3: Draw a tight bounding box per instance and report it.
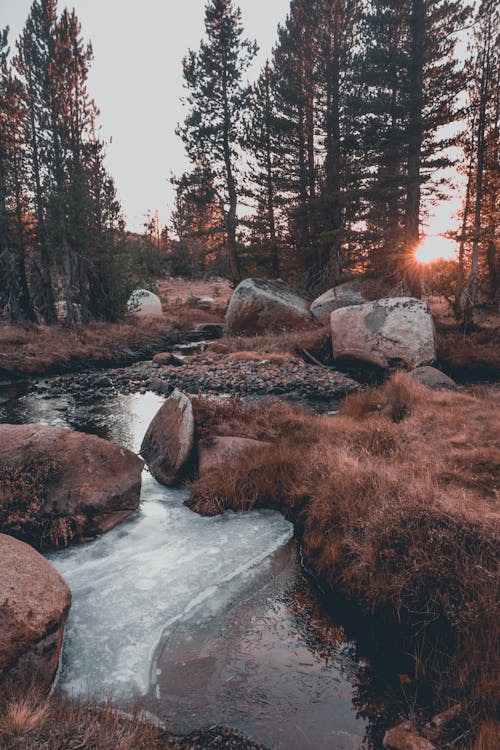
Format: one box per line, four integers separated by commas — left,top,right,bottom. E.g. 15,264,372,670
415,235,458,264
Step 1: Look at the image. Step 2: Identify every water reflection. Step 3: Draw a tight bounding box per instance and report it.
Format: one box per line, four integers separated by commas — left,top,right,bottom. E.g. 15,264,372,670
0,386,163,451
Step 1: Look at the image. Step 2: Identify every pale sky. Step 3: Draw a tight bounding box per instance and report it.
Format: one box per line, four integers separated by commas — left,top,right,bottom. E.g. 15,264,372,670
3,0,463,236
3,0,291,232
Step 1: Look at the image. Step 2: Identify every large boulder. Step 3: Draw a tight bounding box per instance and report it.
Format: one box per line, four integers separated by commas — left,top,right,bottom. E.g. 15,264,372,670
127,288,163,318
310,279,371,323
198,436,270,476
226,278,313,335
140,389,195,486
0,424,143,547
330,298,436,369
0,533,71,689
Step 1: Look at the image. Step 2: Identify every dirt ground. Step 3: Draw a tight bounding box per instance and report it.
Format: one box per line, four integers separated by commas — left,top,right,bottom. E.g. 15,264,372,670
156,277,233,308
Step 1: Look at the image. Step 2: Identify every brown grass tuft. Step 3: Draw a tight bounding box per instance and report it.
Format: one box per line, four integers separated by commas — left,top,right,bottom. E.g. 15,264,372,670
0,687,51,741
228,350,294,364
0,684,265,749
0,461,87,549
210,324,331,360
339,370,428,421
436,322,500,381
471,720,500,750
191,395,319,443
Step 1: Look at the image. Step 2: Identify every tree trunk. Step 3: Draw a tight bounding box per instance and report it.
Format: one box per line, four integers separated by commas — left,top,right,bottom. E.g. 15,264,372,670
222,55,241,283
463,46,490,328
486,73,499,303
27,87,56,324
264,65,279,277
324,10,343,281
405,0,425,290
454,141,474,319
297,99,312,280
13,154,37,322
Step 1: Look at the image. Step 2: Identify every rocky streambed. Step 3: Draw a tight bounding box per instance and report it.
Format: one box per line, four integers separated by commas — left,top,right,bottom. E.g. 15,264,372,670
11,353,359,418
0,377,406,749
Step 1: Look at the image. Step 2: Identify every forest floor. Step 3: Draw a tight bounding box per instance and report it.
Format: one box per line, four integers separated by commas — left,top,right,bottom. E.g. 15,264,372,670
0,278,231,380
0,278,498,384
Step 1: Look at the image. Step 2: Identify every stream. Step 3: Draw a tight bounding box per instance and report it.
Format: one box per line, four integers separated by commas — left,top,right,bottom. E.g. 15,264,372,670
0,377,398,750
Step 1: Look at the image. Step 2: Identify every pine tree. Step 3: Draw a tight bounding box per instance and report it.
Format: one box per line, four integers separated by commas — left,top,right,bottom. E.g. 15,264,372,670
178,0,257,282
246,61,284,276
315,0,362,281
255,0,362,287
352,0,408,276
458,0,499,324
171,163,226,276
356,0,470,287
10,1,129,324
14,0,58,323
83,125,128,321
271,1,320,283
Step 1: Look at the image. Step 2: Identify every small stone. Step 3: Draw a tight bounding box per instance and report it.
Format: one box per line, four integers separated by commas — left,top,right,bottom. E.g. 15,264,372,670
430,704,463,729
95,376,113,388
383,721,435,750
409,366,456,390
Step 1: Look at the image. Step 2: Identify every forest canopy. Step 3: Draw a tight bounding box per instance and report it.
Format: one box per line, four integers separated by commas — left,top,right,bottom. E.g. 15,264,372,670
0,0,498,327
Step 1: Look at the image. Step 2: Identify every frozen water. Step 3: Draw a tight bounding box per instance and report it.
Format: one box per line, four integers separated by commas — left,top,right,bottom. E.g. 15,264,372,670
45,392,292,697
48,483,292,696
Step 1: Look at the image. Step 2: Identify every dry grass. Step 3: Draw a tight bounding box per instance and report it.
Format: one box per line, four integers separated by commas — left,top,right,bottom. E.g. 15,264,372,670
209,324,331,360
472,721,500,750
0,685,265,750
0,319,182,377
187,375,500,741
0,688,166,750
0,461,86,550
436,322,500,381
228,351,294,364
191,395,319,443
0,689,51,741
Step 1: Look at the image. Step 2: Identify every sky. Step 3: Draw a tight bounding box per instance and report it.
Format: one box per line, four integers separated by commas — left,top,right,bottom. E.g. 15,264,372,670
3,0,463,237
3,0,291,232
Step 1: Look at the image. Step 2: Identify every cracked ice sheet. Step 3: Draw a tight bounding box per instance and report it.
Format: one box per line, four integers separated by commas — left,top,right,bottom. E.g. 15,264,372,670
48,473,292,697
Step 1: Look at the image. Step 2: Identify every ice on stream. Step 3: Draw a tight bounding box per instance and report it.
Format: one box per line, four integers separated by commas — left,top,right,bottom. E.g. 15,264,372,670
45,393,293,698
49,479,292,697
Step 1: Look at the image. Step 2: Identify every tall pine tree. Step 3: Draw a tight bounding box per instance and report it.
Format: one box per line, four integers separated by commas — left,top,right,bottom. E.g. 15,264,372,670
178,0,257,281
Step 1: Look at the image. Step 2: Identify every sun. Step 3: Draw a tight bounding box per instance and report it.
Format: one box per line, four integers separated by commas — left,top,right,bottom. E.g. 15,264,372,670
415,235,458,264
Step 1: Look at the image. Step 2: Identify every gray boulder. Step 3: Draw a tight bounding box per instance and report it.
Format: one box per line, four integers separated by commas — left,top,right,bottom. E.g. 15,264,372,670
226,278,313,335
127,289,163,318
310,280,371,323
140,389,195,486
331,297,436,369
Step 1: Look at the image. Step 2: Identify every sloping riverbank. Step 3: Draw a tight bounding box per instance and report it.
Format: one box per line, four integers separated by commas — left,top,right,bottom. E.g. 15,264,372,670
186,376,500,748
